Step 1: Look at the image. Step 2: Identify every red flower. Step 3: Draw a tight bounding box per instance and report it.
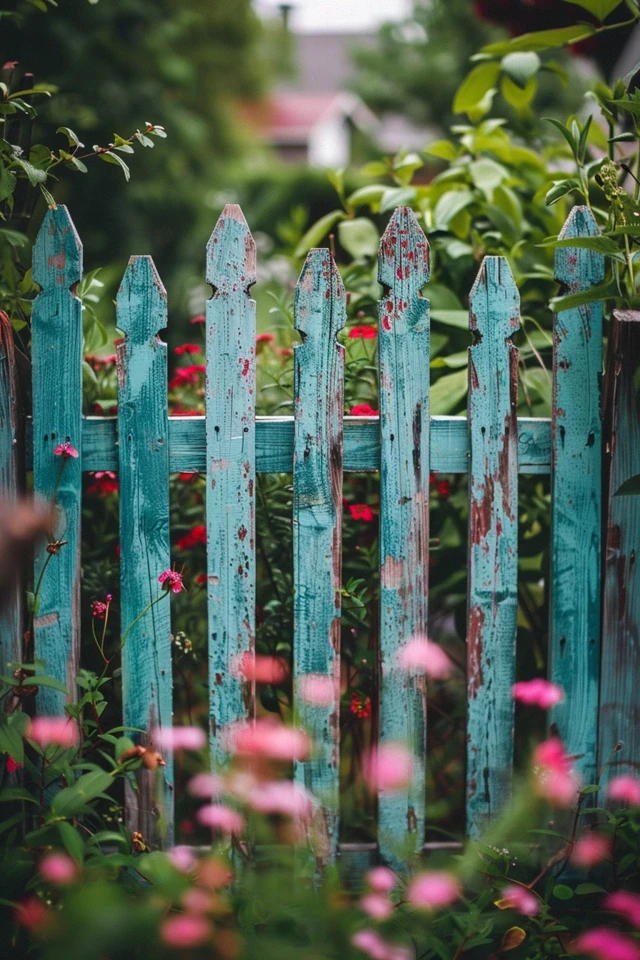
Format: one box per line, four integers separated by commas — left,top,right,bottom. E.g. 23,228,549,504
350,403,378,417
176,525,207,551
159,569,185,593
15,897,49,931
53,442,79,459
175,343,202,355
178,472,198,481
437,480,450,498
6,755,22,773
190,314,206,325
91,595,112,619
350,692,372,719
349,325,377,340
256,333,274,344
348,504,374,522
195,573,207,586
87,471,119,495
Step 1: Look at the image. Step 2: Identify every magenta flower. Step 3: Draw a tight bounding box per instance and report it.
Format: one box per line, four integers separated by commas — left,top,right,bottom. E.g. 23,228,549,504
360,894,393,921
230,652,289,684
407,871,460,911
168,845,198,874
366,866,397,894
249,780,316,821
187,772,223,800
532,736,580,808
158,569,184,593
573,928,640,960
297,673,335,706
151,725,206,752
351,929,390,960
39,853,77,886
196,803,244,835
397,634,452,679
512,678,564,709
571,832,611,868
160,914,212,949
225,718,310,762
27,717,80,749
53,442,79,459
608,775,640,807
606,891,640,928
364,743,413,793
501,884,539,916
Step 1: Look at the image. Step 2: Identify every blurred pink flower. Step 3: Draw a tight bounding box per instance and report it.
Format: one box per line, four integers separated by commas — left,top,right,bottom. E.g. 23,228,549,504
39,853,77,885
365,743,413,793
181,888,213,914
158,569,184,593
608,776,640,807
407,871,460,910
366,866,397,894
360,893,393,921
196,804,244,835
168,845,198,873
249,781,315,821
501,884,539,916
352,930,390,960
225,718,310,762
53,442,78,459
512,679,564,709
297,673,335,706
533,737,580,808
187,772,223,799
160,914,212,949
230,652,289,684
572,928,640,960
534,737,571,772
606,891,640,927
571,833,611,868
14,897,49,930
151,726,206,752
397,635,452,679
27,717,80,749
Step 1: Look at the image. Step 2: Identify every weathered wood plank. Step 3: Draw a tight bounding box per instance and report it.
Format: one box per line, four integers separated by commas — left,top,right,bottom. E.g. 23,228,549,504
293,248,345,869
377,207,430,865
205,205,256,765
116,256,173,847
466,256,519,837
599,311,640,790
550,206,604,786
0,310,24,677
31,206,83,714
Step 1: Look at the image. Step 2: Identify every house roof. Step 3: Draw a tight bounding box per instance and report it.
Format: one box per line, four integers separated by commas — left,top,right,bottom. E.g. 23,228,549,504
240,91,377,145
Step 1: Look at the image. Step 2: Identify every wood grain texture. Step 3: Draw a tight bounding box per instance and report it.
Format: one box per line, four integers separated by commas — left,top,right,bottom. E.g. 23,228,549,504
292,249,345,869
550,206,604,786
116,256,173,848
0,311,24,676
377,207,430,865
466,256,519,837
205,205,256,766
32,206,83,714
599,311,640,790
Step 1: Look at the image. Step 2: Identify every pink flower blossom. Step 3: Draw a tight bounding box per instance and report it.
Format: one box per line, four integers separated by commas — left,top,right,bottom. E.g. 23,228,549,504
190,314,206,325
534,737,571,772
230,652,289,684
608,776,640,807
168,845,198,873
53,442,79,459
367,866,397,894
533,737,580,808
249,781,316,821
160,914,212,948
349,325,377,340
397,635,452,679
501,884,539,916
360,894,393,921
225,718,310,762
158,569,184,593
14,897,49,930
151,726,206,752
364,743,413,793
571,832,611,868
181,888,213,914
196,804,244,835
175,343,202,355
350,403,378,417
352,930,390,960
407,871,460,911
39,853,77,885
26,717,80,749
512,678,564,709
187,772,223,799
297,673,335,706
572,928,640,960
606,891,640,928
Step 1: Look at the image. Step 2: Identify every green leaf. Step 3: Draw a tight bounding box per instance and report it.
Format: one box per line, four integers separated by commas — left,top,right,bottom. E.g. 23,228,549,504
550,279,619,311
424,140,458,161
538,235,620,255
13,158,47,186
57,820,84,865
564,0,625,21
433,190,474,230
481,24,596,56
615,473,640,496
431,310,469,330
0,786,38,803
544,116,579,157
0,165,17,203
97,151,130,181
345,185,386,212
501,51,541,88
453,62,500,117
501,75,537,110
51,770,114,818
430,369,468,414
358,161,388,177
380,186,416,213
553,884,574,900
338,218,379,259
545,178,581,206
575,882,607,894
56,126,83,148
294,209,346,258
469,158,506,200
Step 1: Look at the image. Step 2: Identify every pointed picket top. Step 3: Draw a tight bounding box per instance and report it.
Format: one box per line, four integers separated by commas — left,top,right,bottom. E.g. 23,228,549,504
294,249,345,342
469,256,520,343
117,256,167,343
205,203,256,294
377,206,429,310
33,205,82,290
554,205,605,288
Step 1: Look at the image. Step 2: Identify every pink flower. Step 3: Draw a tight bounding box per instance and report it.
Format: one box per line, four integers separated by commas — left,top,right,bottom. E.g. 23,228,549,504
168,845,198,873
190,314,206,325
397,635,452,679
151,726,206,752
350,404,378,417
53,442,79,459
39,853,77,885
365,743,413,793
6,755,22,773
349,503,374,522
533,737,580,808
160,914,212,948
158,569,184,593
407,871,460,911
349,325,377,339
225,718,310,762
187,772,223,799
512,678,564,709
608,776,640,807
14,897,49,931
230,652,289,684
26,717,80,749
175,343,202,355
606,891,640,927
366,866,397,894
360,894,393,921
249,781,316,821
572,928,640,960
91,597,111,619
571,833,611,868
501,884,539,916
534,737,571,772
196,804,244,835
297,673,335,706
352,930,390,960
256,333,274,344
181,888,213,914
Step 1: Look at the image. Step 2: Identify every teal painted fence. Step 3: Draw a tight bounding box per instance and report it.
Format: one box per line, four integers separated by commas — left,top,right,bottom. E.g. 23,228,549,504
0,201,630,857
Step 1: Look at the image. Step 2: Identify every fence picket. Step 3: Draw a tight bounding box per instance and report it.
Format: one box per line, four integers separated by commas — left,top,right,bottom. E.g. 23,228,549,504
550,206,604,785
599,311,640,790
205,205,256,765
293,249,345,869
377,207,430,864
32,207,83,714
466,256,520,837
116,256,173,846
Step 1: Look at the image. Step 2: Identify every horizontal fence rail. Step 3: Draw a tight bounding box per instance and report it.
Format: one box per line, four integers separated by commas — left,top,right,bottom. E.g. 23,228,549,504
0,201,629,863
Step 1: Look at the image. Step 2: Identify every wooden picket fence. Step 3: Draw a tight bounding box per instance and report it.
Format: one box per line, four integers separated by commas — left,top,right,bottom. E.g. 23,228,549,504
0,200,636,868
